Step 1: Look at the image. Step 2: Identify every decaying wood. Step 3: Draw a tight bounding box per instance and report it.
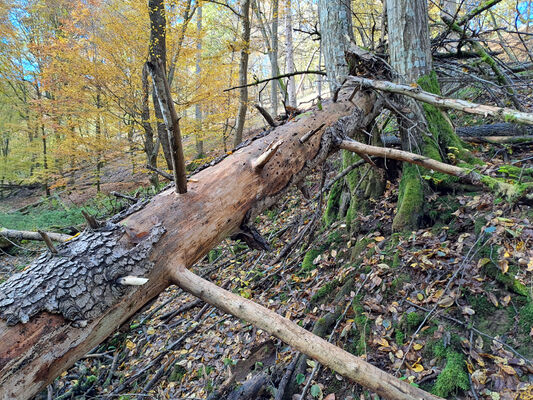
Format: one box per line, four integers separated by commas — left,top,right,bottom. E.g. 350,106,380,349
456,123,533,137
349,76,533,125
0,87,384,400
0,228,71,243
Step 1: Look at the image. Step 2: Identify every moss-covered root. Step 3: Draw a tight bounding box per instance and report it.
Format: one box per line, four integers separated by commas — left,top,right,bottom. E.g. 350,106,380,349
392,163,424,232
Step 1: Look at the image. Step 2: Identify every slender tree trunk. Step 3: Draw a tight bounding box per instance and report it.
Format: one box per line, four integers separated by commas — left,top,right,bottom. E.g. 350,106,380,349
271,0,280,116
285,0,296,107
95,91,103,193
141,64,159,187
233,0,251,148
148,0,172,169
41,124,49,197
195,5,203,158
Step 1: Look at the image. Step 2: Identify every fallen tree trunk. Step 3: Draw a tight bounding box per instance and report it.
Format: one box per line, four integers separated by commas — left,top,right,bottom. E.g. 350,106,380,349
4,88,430,400
0,228,72,243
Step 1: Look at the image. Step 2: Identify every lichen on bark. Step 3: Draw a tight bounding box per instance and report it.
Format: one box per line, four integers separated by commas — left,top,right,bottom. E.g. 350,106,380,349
0,223,165,326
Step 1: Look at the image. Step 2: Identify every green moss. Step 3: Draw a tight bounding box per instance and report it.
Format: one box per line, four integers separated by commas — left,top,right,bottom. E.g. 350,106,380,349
467,294,497,318
208,249,221,263
324,180,343,226
432,350,470,397
393,163,424,232
395,330,405,346
350,296,370,355
311,279,340,304
406,311,424,331
483,263,530,296
519,300,533,334
300,248,322,273
350,237,371,263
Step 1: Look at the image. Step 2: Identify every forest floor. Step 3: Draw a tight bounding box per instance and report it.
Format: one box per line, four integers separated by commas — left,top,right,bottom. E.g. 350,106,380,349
1,131,533,400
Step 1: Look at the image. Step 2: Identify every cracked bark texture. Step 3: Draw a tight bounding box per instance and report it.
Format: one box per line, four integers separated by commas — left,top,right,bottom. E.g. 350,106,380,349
0,224,165,326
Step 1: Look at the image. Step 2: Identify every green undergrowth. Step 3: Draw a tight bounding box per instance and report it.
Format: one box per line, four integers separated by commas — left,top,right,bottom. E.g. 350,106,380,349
0,193,128,233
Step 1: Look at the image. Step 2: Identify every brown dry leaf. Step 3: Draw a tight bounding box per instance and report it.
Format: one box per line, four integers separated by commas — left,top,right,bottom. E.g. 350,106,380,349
324,394,336,400
499,259,509,274
487,292,499,307
462,306,475,316
438,295,455,308
499,364,517,375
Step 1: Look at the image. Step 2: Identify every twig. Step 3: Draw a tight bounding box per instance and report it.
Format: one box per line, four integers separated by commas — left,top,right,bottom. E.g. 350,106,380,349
145,164,173,181
110,192,137,202
274,353,299,400
299,124,325,144
224,70,326,92
38,230,58,254
254,104,278,127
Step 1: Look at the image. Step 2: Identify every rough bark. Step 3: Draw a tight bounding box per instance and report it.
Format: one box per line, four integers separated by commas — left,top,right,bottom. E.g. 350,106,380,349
284,0,297,107
0,87,374,400
318,0,354,92
234,0,251,147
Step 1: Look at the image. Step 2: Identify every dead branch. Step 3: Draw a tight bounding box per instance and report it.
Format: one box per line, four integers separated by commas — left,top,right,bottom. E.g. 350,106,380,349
224,70,326,92
348,76,533,125
169,265,442,400
0,228,71,243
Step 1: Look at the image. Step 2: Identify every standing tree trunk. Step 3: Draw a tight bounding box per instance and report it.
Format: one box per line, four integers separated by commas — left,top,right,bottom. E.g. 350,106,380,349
148,0,173,170
386,0,474,231
318,0,354,92
285,0,297,107
233,0,251,148
141,64,159,187
195,4,204,158
271,0,280,116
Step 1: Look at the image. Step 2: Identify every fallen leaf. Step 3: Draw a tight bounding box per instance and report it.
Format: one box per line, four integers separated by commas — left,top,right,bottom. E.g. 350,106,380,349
413,343,423,350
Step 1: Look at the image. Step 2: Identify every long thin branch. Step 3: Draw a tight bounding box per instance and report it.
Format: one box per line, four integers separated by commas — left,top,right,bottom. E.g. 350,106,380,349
0,228,71,243
169,265,443,400
224,70,326,92
348,76,533,125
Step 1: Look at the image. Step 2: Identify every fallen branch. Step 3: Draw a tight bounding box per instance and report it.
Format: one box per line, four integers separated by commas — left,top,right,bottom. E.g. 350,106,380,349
338,139,533,203
348,76,533,125
254,104,278,127
169,265,442,400
0,228,71,243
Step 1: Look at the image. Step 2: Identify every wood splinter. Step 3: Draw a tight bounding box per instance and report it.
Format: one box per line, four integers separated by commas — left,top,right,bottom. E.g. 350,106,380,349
299,123,325,144
116,276,149,286
251,140,283,170
37,230,58,254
